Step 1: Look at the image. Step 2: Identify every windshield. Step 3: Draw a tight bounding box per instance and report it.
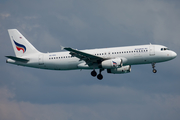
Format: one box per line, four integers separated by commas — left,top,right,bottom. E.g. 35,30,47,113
161,48,170,51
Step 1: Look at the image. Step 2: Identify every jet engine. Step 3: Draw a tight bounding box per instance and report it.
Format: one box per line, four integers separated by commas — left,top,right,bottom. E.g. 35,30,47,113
101,58,122,69
107,65,131,74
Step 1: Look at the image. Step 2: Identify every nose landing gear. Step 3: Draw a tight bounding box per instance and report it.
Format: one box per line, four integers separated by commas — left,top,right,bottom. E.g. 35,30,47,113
152,63,157,73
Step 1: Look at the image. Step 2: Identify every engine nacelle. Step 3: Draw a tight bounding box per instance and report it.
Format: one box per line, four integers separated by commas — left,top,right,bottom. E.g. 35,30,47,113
107,65,131,74
101,58,122,69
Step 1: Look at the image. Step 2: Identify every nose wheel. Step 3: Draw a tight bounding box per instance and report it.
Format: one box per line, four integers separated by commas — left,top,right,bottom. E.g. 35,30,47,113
153,69,157,73
152,63,157,73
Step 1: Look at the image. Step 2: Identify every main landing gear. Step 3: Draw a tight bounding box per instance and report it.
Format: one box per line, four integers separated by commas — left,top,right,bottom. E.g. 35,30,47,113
152,63,157,73
91,70,97,77
91,69,104,80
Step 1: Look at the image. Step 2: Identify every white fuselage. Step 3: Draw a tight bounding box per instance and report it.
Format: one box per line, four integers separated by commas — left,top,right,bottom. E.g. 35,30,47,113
7,29,177,80
7,44,177,70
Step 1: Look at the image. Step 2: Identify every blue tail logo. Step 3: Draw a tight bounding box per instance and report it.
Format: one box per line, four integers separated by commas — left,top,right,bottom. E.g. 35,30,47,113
13,40,26,53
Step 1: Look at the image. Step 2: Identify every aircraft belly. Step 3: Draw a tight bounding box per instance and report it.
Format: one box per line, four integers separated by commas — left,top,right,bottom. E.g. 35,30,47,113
45,60,79,70
126,55,151,65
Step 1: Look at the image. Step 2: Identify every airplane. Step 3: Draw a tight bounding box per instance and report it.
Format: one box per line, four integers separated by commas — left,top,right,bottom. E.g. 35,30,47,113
6,29,177,80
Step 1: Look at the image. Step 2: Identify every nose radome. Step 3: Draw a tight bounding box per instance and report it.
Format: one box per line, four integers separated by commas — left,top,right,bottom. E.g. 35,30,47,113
172,51,177,58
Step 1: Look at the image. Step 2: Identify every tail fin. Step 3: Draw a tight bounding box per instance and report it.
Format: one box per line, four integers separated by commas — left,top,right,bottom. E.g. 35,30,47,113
8,29,40,57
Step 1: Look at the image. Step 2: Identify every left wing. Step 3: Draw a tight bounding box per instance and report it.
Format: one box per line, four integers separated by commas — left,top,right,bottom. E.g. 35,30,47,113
64,47,105,65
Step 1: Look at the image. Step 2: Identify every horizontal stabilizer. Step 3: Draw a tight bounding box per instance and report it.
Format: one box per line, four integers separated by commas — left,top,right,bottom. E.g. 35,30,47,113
6,56,29,63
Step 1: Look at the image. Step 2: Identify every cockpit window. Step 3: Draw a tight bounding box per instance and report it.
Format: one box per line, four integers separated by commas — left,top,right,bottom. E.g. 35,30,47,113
161,48,170,51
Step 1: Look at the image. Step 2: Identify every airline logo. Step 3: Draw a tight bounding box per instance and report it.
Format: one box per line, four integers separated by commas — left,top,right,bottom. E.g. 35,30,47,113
112,61,117,66
13,40,26,53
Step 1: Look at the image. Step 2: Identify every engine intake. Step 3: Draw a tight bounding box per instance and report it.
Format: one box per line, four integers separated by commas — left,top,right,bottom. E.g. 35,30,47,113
107,65,131,74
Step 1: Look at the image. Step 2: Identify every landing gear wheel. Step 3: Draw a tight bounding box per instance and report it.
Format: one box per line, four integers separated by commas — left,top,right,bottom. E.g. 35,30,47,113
153,69,157,73
97,74,103,80
91,70,97,77
152,63,157,73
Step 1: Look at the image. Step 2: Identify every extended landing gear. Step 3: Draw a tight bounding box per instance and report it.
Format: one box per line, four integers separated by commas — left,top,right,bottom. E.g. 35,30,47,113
97,69,104,80
97,74,103,80
91,69,104,80
91,70,97,77
152,63,157,73
153,69,157,73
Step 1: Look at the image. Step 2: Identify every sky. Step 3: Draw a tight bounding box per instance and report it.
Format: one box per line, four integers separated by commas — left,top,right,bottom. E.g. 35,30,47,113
0,0,180,120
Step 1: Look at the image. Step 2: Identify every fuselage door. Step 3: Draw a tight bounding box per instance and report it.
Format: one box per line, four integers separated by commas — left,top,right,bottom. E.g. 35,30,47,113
149,45,155,56
38,54,44,65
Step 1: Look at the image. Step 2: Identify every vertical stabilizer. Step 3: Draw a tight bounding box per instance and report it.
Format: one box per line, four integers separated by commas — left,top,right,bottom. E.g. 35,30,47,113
8,29,40,57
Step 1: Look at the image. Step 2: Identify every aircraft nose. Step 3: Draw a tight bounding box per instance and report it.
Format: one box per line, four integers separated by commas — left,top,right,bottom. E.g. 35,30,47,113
171,51,177,58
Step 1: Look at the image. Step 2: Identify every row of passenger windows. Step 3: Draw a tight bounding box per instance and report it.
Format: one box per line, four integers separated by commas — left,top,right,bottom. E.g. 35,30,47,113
95,49,148,56
49,49,149,60
49,56,73,60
